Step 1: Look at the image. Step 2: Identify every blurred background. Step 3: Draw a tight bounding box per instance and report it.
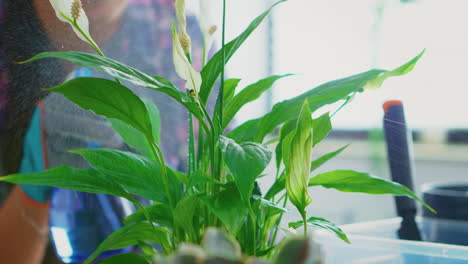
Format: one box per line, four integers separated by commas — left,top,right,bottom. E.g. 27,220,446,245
225,0,468,225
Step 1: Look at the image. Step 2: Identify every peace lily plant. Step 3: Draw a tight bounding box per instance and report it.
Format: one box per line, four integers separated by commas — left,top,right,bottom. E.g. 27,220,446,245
2,0,433,263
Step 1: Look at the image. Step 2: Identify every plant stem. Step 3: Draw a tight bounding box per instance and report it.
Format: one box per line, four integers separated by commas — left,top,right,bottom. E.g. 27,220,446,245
269,194,288,247
301,211,308,236
188,114,196,175
71,19,105,57
248,205,257,256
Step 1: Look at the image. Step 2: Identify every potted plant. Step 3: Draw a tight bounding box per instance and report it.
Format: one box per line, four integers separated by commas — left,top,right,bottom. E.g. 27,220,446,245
1,0,433,263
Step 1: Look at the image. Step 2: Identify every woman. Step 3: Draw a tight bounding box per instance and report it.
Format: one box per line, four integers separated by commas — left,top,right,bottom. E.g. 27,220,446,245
0,0,201,263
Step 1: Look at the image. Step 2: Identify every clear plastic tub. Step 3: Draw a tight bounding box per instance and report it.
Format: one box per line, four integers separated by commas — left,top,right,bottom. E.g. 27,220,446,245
313,217,468,264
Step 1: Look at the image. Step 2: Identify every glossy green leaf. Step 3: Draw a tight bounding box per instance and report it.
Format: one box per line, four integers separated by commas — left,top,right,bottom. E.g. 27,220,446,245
312,112,332,146
274,119,296,170
142,98,161,144
284,101,313,217
71,148,169,202
265,145,349,200
199,0,286,103
264,174,285,200
109,99,160,160
363,49,425,89
223,75,292,129
25,51,203,121
174,196,201,242
224,78,242,105
219,136,272,201
310,145,349,172
99,253,150,264
309,170,435,213
228,51,424,143
46,77,153,138
289,217,350,244
252,195,287,218
201,184,248,235
83,222,171,264
1,166,130,198
110,119,153,159
124,202,173,228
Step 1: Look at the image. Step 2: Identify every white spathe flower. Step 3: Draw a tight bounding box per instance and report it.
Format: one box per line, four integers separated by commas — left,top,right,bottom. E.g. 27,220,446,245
172,25,202,94
198,0,220,57
48,0,91,43
175,0,192,55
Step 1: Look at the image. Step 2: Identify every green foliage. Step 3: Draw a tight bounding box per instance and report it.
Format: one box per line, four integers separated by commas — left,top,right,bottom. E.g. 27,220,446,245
201,183,249,235
199,0,287,104
310,145,349,172
309,170,435,213
228,50,424,143
289,217,350,244
83,222,172,264
99,253,150,264
72,148,180,203
124,202,173,228
3,0,431,263
283,101,313,219
46,77,153,137
220,136,272,202
223,75,292,129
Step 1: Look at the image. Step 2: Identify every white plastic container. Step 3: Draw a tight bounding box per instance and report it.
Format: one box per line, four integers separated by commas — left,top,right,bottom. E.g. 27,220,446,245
313,218,468,264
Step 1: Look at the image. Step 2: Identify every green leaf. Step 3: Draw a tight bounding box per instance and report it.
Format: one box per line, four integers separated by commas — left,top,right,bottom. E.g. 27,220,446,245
201,184,248,235
265,145,349,200
124,202,173,228
25,51,203,121
219,136,272,201
71,148,175,202
142,99,161,144
252,195,287,218
310,145,349,172
228,51,424,143
99,253,150,264
275,119,297,170
309,170,435,213
312,112,332,146
83,222,171,264
264,173,285,200
46,77,153,138
224,78,242,105
284,101,313,217
289,217,350,244
1,166,130,198
109,99,160,160
174,196,201,242
110,119,153,159
272,238,310,264
223,75,292,129
199,0,286,103
363,49,425,89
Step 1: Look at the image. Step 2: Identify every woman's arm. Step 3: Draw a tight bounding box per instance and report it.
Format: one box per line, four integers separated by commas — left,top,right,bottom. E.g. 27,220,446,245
0,186,50,264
